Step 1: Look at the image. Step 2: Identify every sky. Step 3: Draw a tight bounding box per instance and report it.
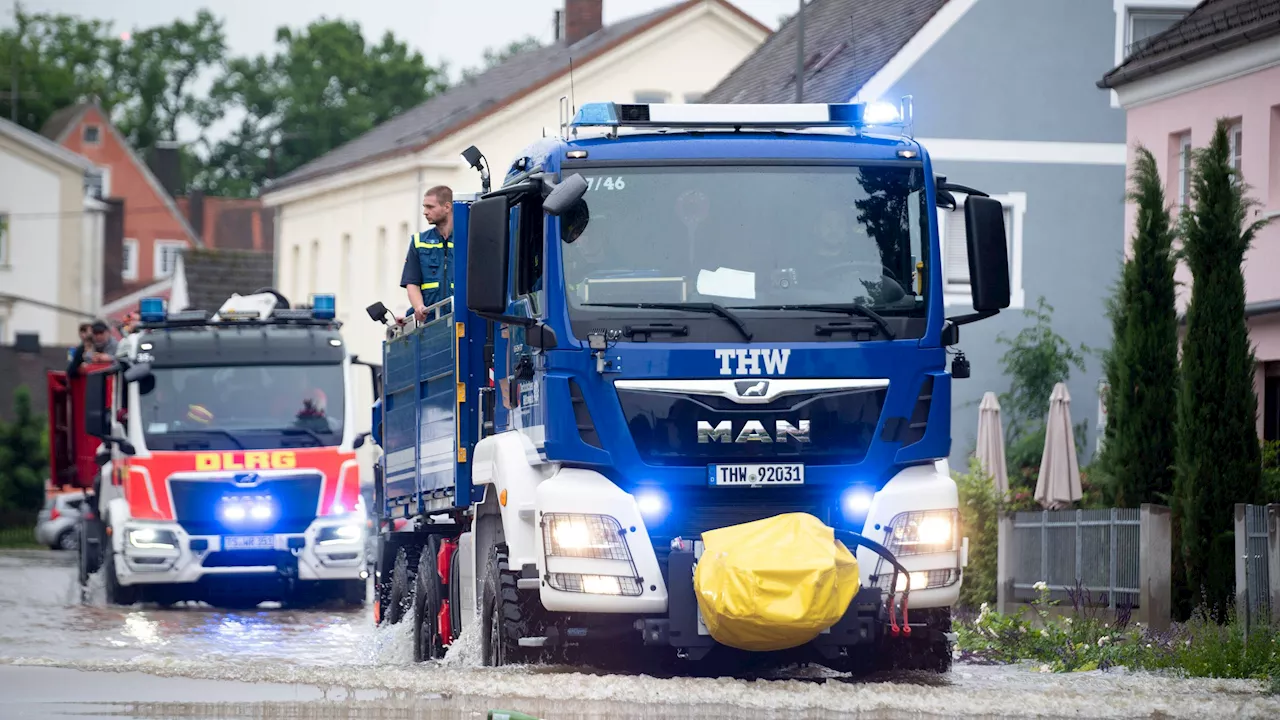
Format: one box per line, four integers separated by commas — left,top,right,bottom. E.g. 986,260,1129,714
10,0,791,142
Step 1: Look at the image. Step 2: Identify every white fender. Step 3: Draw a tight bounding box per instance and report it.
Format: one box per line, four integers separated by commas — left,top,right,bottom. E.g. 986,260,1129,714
470,430,556,572
855,460,963,609
105,497,133,554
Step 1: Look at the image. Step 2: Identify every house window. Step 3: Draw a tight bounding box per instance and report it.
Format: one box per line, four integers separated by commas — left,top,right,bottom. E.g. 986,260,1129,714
376,227,388,291
0,213,9,266
938,192,1026,309
1176,131,1192,206
634,90,670,104
153,240,185,278
83,125,101,144
85,169,110,199
122,239,138,281
1228,121,1243,177
309,239,320,298
290,244,301,301
340,234,351,316
1125,8,1188,59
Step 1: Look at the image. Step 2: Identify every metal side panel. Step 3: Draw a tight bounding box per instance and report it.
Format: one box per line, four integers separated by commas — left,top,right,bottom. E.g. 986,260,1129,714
417,316,458,499
457,531,476,632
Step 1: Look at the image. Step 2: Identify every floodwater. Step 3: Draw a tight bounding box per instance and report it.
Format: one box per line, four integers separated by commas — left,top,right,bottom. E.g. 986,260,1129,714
2,549,1279,719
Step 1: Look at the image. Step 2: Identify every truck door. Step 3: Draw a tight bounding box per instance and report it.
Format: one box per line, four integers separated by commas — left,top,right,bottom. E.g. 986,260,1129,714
496,193,547,440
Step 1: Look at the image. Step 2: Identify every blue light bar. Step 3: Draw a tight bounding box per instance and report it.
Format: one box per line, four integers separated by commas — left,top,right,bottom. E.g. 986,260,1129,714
311,293,336,320
139,297,167,322
569,101,876,129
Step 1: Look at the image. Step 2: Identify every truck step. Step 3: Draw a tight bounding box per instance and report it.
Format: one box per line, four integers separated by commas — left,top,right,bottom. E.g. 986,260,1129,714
516,578,539,590
517,637,550,647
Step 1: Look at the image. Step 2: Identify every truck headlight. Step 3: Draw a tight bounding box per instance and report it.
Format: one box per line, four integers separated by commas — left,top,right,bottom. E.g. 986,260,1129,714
128,527,178,549
318,523,364,545
884,509,958,555
542,513,631,560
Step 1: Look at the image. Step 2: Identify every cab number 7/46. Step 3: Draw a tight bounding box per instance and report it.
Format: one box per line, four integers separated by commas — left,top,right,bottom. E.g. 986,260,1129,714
709,463,805,486
584,176,625,191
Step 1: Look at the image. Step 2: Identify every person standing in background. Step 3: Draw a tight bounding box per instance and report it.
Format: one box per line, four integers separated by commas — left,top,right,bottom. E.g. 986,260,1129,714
400,186,454,323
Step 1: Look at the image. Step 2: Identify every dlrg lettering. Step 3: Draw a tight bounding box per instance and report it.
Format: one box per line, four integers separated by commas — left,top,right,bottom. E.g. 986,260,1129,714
194,451,298,471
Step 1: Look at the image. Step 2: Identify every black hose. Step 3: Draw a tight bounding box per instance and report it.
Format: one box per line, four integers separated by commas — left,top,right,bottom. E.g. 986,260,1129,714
833,529,914,635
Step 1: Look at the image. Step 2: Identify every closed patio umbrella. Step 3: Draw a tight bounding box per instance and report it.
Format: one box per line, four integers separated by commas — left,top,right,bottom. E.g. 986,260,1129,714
1035,382,1082,510
975,391,1009,497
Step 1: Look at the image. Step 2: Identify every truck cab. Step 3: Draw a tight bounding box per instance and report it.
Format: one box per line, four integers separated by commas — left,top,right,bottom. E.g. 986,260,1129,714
371,99,1010,671
73,291,378,607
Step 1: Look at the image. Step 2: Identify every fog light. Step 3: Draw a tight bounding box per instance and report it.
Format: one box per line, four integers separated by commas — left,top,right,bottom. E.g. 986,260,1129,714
128,527,178,549
636,489,666,521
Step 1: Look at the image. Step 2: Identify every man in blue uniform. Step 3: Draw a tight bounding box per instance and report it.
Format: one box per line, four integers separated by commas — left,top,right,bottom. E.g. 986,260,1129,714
400,185,454,322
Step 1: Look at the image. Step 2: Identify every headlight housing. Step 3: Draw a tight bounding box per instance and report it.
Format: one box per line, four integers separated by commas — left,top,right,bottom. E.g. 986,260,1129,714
317,523,364,545
542,513,630,560
128,527,179,550
884,509,958,555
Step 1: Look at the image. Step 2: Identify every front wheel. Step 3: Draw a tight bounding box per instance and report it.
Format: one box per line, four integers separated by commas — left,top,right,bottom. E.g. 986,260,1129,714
387,548,414,624
480,544,538,667
340,579,367,607
103,548,140,606
55,526,79,552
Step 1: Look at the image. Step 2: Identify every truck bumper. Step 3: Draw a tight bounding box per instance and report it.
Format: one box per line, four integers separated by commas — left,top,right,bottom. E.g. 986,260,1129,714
112,515,368,587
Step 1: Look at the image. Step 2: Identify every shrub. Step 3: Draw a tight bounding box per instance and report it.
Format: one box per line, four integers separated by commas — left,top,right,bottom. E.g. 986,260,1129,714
955,457,1000,609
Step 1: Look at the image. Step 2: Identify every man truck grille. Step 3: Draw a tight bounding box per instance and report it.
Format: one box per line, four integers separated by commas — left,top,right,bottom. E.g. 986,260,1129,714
170,475,323,536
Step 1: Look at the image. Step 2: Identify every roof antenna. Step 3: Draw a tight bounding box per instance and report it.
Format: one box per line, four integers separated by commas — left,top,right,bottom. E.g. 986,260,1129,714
568,56,577,116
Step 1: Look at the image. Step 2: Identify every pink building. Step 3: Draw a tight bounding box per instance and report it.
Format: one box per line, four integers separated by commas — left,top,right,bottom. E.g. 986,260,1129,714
1100,0,1280,441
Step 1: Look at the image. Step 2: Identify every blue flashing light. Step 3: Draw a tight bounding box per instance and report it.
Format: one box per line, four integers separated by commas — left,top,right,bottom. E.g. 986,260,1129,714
311,293,336,320
635,488,668,523
139,297,167,322
570,102,620,126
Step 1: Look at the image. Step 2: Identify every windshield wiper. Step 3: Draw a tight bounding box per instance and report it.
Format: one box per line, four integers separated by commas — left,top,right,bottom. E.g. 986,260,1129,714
737,303,896,340
158,429,245,450
582,302,753,341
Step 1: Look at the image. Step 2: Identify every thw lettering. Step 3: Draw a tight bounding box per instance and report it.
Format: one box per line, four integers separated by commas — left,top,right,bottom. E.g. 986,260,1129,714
715,348,791,376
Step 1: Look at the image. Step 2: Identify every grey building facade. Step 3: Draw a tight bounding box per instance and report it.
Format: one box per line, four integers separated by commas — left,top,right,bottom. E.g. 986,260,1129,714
705,0,1177,467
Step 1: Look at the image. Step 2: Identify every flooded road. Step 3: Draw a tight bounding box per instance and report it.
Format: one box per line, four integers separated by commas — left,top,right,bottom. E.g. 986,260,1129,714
3,549,1279,719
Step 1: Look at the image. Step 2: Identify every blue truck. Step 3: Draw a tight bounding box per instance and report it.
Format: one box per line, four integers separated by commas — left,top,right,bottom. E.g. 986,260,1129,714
364,98,1011,672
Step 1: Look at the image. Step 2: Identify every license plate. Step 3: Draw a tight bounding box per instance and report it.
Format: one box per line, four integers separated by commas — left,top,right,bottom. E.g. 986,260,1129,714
223,535,275,550
708,463,804,486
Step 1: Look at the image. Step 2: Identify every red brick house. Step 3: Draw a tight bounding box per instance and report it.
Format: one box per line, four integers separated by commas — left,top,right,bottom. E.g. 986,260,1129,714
41,102,201,305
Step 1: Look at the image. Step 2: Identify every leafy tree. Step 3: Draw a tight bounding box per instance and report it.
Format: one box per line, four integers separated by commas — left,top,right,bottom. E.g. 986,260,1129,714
112,9,227,158
0,387,49,515
460,35,543,83
0,8,125,131
1105,146,1179,509
956,457,1000,609
201,19,449,197
1175,119,1270,622
997,297,1090,445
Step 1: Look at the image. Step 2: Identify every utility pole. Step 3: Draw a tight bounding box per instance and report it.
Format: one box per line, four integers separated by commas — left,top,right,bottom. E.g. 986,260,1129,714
794,0,805,102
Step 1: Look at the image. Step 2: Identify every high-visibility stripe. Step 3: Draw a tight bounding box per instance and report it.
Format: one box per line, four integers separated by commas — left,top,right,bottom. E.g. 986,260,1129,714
411,234,454,250
421,282,440,289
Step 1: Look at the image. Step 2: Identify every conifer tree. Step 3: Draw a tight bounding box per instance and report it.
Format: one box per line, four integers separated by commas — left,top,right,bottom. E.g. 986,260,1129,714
1175,119,1270,620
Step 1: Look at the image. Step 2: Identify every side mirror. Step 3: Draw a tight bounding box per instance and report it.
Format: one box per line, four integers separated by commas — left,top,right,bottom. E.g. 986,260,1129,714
466,195,511,316
123,362,152,383
964,196,1011,312
84,372,111,439
115,438,137,457
353,431,371,450
365,301,390,324
94,447,112,468
543,173,588,216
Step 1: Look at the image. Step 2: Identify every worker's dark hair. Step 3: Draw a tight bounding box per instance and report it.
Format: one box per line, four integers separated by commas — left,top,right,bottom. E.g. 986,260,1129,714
425,185,453,205
78,322,92,333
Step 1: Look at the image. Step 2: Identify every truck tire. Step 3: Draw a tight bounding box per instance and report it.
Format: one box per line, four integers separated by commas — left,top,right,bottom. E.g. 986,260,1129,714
480,544,534,667
55,526,78,552
103,548,140,606
341,579,367,607
387,547,414,625
413,542,445,661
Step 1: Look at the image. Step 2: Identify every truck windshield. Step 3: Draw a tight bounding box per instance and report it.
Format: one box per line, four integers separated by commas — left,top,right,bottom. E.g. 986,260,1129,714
138,364,345,451
560,164,928,320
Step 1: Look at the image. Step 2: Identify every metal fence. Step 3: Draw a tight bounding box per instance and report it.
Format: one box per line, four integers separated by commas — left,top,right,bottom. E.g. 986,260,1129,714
1009,509,1141,609
1238,504,1272,629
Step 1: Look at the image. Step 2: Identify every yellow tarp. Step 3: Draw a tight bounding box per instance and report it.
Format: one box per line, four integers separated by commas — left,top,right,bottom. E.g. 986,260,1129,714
693,512,860,652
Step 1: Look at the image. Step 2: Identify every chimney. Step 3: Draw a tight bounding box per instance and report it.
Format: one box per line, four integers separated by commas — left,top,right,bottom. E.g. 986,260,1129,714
564,0,602,46
147,141,183,198
188,190,206,245
102,198,125,299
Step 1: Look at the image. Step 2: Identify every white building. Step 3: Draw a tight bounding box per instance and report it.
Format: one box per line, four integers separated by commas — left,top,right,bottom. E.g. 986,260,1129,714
0,116,107,346
261,0,770,367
